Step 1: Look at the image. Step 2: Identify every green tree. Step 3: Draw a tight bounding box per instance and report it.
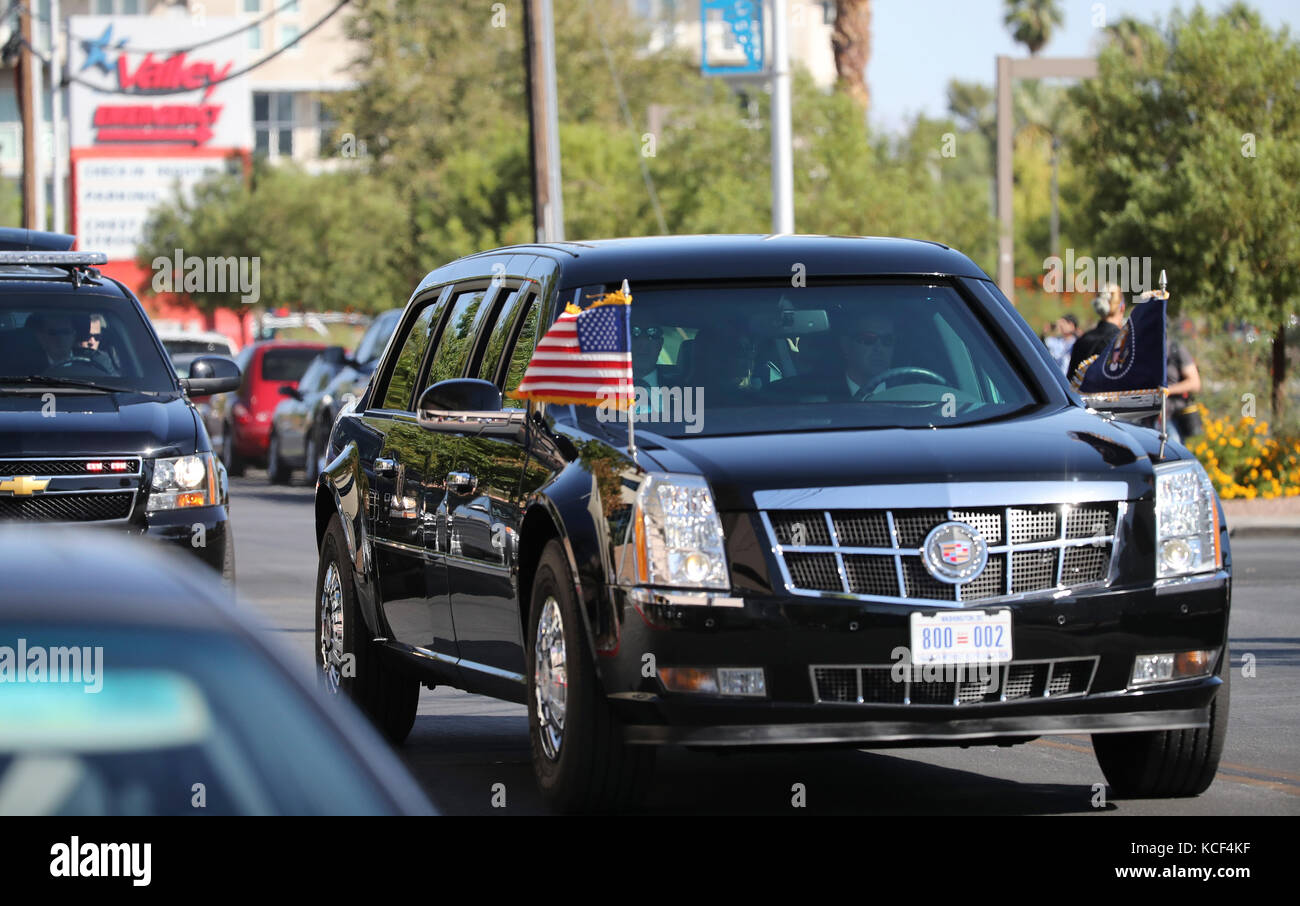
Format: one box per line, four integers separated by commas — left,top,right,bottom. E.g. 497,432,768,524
1069,4,1300,418
137,162,412,320
1003,0,1064,56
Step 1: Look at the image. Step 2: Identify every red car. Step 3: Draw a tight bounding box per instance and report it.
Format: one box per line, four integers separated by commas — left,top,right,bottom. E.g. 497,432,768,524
215,341,326,476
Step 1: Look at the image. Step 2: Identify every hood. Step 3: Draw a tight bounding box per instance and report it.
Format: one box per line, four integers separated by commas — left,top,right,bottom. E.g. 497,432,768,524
0,392,199,457
637,405,1154,510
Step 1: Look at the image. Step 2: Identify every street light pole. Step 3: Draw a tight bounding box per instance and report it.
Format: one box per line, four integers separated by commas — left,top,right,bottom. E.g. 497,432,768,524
50,0,64,234
524,0,564,243
770,0,793,234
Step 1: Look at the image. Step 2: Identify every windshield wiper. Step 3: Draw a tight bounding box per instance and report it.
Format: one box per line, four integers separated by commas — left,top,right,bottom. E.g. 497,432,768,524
0,375,150,394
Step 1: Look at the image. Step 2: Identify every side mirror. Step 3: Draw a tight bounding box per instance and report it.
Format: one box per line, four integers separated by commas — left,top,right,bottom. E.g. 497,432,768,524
321,345,348,367
279,384,303,400
417,378,525,433
181,356,241,396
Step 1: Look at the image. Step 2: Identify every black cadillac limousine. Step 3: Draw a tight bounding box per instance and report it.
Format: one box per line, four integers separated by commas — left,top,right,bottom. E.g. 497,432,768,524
312,235,1230,812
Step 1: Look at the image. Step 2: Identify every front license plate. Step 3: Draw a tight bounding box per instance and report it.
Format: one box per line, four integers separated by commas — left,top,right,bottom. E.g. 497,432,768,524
909,609,1013,664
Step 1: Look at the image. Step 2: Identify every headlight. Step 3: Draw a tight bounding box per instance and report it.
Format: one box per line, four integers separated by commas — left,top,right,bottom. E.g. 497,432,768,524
632,474,729,590
1154,460,1222,578
148,453,218,512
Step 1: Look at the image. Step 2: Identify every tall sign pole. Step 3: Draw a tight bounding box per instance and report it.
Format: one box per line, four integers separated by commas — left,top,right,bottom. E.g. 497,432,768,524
524,0,564,242
770,0,794,234
50,0,65,234
18,5,38,229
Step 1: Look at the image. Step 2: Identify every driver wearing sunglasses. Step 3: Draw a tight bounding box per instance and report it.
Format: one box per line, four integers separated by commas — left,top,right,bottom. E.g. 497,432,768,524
839,311,896,398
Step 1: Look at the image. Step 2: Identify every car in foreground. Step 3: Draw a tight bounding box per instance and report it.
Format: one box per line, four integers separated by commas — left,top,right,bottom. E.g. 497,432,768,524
0,229,240,578
0,528,435,816
211,340,325,476
267,345,354,485
312,235,1230,813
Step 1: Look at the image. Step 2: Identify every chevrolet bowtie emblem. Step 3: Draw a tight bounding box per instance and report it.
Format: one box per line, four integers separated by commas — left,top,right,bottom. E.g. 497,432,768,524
0,476,50,496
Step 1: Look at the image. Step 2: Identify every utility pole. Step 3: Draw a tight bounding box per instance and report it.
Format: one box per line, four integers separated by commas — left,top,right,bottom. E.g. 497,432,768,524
50,0,64,234
18,3,38,229
770,0,793,234
523,0,564,242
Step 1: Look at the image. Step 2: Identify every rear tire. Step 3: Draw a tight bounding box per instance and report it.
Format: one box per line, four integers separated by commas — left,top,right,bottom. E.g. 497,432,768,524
315,514,418,744
222,422,245,477
267,431,290,485
527,540,655,813
1093,653,1230,798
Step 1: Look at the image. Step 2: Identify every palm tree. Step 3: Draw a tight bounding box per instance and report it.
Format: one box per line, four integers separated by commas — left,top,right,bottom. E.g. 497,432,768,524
832,0,871,110
1003,0,1064,56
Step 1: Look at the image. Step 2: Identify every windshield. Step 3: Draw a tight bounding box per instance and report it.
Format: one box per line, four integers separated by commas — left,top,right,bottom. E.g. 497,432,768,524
354,309,402,365
162,337,234,356
559,282,1038,438
0,291,177,393
261,347,322,382
0,624,397,815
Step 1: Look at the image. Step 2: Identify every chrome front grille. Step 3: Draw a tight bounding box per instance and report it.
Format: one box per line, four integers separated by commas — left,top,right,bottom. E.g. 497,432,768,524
811,657,1098,705
763,502,1121,606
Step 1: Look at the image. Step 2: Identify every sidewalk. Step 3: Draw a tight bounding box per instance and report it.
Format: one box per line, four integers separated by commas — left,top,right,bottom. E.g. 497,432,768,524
1221,497,1300,538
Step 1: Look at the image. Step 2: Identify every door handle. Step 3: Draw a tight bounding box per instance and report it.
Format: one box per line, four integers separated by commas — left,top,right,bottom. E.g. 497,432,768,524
374,457,397,477
446,471,477,495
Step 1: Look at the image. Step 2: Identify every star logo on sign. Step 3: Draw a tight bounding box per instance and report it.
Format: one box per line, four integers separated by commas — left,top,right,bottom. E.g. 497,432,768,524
81,24,127,75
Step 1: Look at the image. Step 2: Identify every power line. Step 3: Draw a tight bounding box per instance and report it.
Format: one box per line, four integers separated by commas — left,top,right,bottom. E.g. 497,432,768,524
26,0,353,94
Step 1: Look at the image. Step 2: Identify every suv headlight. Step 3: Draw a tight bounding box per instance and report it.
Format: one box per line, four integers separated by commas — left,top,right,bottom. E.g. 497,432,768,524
633,474,729,590
148,453,218,512
1154,460,1222,578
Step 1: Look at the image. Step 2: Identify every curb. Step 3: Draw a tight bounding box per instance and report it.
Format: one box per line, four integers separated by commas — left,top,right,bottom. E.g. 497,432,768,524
1226,521,1300,539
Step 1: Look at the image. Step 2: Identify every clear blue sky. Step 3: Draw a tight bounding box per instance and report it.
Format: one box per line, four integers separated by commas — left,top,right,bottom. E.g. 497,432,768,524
866,0,1299,132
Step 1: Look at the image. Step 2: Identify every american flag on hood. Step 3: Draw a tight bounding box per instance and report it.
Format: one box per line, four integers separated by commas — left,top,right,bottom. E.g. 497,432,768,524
508,283,635,409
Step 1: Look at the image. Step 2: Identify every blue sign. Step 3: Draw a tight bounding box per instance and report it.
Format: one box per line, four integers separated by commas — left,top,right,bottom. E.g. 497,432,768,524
701,0,765,75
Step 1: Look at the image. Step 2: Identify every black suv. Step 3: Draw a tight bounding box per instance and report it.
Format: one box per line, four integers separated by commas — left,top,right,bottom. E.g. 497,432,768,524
0,229,241,576
314,235,1230,812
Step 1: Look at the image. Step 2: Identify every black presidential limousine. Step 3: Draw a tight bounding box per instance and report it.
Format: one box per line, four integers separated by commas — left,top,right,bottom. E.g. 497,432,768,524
312,235,1230,812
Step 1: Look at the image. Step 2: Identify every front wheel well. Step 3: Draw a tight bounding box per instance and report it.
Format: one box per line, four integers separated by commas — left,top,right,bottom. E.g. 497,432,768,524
314,485,336,549
517,505,561,638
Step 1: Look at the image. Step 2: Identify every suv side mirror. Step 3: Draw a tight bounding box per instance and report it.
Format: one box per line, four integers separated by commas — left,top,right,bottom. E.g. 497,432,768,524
181,356,241,396
417,379,525,434
279,384,303,400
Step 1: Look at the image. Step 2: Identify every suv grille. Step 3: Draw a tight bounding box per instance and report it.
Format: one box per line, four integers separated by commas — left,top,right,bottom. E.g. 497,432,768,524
0,491,135,522
763,503,1119,605
0,458,142,477
811,657,1098,705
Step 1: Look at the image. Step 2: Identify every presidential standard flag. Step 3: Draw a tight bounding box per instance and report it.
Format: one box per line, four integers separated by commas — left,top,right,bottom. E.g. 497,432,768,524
508,284,634,408
1072,295,1168,397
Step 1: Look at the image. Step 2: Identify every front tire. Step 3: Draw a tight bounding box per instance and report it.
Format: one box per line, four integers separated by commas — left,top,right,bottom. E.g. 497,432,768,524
527,540,655,813
1093,654,1230,798
315,515,418,744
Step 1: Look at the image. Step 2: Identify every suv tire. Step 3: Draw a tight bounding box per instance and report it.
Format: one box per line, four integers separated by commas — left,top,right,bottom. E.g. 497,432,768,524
1092,653,1230,798
267,430,291,485
316,514,419,744
527,540,655,813
222,422,245,477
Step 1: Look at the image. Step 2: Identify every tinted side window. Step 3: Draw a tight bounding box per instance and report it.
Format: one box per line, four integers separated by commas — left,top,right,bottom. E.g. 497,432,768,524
501,295,540,409
426,289,489,385
380,304,440,412
476,289,523,384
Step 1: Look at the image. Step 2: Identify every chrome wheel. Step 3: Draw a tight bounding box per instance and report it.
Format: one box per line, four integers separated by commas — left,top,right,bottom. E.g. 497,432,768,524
533,595,567,761
319,561,345,694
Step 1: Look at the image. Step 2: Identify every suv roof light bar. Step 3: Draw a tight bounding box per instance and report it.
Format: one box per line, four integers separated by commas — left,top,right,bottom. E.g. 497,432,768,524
0,251,109,266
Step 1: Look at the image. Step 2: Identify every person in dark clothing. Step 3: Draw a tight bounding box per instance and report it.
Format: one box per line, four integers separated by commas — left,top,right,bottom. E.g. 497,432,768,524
1068,284,1126,381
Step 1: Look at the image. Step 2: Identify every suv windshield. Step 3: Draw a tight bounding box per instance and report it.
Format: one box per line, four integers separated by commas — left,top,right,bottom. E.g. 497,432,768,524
354,309,402,366
563,282,1037,437
0,291,176,393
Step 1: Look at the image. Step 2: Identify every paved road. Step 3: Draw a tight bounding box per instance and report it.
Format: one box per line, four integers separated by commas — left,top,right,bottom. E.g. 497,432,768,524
229,473,1300,815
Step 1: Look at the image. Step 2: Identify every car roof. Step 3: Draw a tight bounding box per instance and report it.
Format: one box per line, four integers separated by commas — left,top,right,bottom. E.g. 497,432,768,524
457,234,989,286
0,228,77,252
0,527,240,632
